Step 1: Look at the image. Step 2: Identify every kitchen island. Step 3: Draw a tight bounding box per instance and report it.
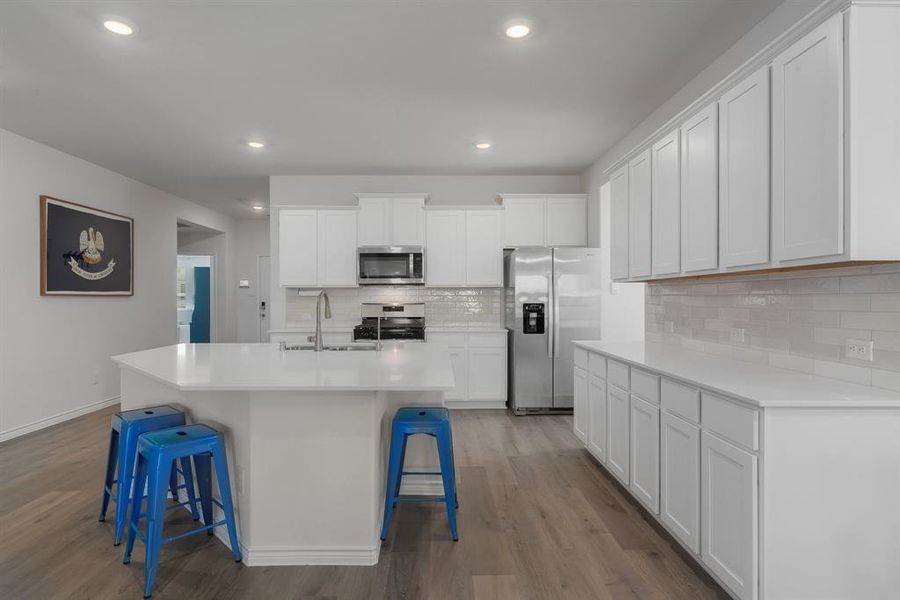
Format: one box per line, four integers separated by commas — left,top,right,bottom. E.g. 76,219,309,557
112,342,454,566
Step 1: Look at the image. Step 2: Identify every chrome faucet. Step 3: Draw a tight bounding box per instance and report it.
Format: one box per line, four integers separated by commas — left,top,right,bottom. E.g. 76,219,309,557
314,290,332,352
376,316,383,351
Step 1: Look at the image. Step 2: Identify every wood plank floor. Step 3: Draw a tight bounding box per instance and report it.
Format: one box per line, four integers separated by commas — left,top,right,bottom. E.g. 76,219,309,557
0,406,730,599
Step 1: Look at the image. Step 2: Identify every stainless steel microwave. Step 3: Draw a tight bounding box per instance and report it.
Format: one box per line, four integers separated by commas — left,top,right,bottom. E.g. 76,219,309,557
357,246,425,285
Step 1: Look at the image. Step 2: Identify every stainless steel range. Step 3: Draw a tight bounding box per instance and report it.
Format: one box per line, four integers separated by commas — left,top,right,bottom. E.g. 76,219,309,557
353,302,425,342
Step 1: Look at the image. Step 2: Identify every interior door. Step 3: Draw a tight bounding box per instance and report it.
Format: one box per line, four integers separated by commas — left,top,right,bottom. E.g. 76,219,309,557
552,248,602,408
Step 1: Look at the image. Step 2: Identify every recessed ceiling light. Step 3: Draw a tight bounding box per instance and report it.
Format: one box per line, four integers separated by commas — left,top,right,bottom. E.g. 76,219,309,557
505,23,531,39
475,142,492,150
247,141,265,149
103,20,134,36
251,203,265,211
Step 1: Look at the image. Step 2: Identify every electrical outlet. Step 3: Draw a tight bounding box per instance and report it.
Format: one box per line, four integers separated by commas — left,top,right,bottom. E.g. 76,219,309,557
845,339,874,361
664,320,675,333
730,328,746,343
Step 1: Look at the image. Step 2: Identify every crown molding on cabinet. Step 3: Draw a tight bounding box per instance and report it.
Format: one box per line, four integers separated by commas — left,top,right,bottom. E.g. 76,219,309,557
353,192,431,202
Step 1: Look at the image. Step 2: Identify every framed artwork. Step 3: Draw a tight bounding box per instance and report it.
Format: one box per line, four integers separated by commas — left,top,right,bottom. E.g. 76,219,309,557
40,196,134,296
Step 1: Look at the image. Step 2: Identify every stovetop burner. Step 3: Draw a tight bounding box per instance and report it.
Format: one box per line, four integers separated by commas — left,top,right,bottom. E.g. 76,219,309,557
352,302,425,342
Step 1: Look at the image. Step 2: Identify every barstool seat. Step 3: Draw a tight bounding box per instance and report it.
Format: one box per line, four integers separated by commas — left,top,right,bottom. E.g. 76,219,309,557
380,406,459,541
123,424,241,598
99,405,199,545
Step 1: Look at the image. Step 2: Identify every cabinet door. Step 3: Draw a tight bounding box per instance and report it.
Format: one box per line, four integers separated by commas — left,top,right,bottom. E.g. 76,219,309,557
701,432,759,600
317,210,358,286
356,197,391,246
587,375,607,461
547,196,587,247
661,411,700,554
628,149,652,279
606,384,630,484
772,14,844,262
609,165,630,281
629,395,660,514
278,209,318,286
719,67,770,268
425,210,466,286
651,131,681,276
392,197,426,246
429,332,468,400
504,197,547,247
680,103,719,272
573,367,588,443
464,211,503,286
468,346,507,401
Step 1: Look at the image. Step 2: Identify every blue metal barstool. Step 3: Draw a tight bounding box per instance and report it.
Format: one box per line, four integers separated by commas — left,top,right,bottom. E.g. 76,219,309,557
380,406,459,542
123,423,241,598
99,405,200,545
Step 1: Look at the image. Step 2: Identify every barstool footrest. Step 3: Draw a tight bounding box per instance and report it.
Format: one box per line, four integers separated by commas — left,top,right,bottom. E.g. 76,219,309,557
163,520,228,544
395,495,448,503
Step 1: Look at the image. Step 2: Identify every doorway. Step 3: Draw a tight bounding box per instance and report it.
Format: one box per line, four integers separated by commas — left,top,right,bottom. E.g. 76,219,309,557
177,255,214,343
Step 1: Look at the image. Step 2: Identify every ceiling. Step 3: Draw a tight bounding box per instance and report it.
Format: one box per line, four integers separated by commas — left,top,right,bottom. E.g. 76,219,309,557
1,1,787,218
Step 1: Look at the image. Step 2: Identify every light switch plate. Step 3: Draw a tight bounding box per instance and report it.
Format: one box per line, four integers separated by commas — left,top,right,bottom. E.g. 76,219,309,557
239,279,250,288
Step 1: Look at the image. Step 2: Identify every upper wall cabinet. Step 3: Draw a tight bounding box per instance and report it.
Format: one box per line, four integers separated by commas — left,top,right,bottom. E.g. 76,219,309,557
356,194,426,247
278,208,358,287
680,103,719,272
628,150,652,279
651,129,681,277
501,195,588,248
609,165,630,281
772,15,843,262
719,66,770,269
425,207,503,287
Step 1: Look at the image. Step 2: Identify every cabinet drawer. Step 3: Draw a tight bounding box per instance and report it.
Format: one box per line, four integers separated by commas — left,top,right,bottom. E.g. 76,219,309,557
574,346,589,369
607,360,630,390
661,378,700,423
631,368,660,404
588,353,607,379
702,393,759,451
468,332,507,348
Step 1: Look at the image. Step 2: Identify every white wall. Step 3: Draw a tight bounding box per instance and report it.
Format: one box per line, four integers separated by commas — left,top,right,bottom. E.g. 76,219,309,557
234,219,270,342
0,129,236,440
268,174,581,330
580,0,822,246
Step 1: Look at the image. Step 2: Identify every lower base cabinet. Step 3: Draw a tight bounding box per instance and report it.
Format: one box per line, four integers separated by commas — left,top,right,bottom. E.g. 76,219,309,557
660,411,701,554
573,367,588,442
427,331,507,408
629,395,660,514
606,384,630,484
701,431,759,600
587,375,607,461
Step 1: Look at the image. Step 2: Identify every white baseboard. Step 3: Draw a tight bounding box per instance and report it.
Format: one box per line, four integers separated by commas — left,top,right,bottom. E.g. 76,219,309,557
444,399,507,410
0,395,120,443
242,543,380,566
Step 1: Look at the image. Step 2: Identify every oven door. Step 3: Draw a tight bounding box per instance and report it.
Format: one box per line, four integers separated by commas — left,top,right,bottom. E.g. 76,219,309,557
357,247,424,285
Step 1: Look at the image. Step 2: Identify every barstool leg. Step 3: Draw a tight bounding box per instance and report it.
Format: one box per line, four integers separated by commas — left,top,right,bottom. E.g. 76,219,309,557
99,428,119,522
113,428,140,546
380,431,406,540
179,457,201,520
436,428,459,541
212,445,242,562
142,456,171,598
193,452,214,535
447,424,459,509
122,453,148,564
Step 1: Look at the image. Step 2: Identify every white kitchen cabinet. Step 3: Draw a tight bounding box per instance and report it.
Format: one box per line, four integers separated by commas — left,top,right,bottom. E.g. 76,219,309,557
573,367,588,443
719,66,770,268
547,196,587,246
501,195,587,247
464,210,504,286
609,165,629,281
702,431,758,600
680,102,719,272
431,333,467,401
606,384,630,485
587,375,607,462
425,210,466,286
427,330,506,408
629,395,660,514
278,209,318,287
316,210,358,287
628,150,652,279
468,346,506,401
356,195,426,247
772,14,843,262
651,130,680,276
661,411,700,554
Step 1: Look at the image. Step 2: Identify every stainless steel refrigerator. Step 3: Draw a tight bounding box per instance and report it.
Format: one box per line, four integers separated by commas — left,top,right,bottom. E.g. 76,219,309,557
505,247,602,414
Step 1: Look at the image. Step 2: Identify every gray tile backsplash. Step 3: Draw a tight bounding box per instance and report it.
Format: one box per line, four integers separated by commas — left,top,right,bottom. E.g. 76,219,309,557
284,287,504,329
646,264,900,391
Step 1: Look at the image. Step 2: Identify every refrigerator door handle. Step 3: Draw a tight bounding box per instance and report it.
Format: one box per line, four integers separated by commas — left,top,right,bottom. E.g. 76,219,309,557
547,276,554,359
553,275,561,358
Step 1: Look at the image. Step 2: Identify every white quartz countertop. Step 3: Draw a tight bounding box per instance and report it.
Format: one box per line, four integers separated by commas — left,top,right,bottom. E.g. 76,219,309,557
112,342,455,392
573,340,900,408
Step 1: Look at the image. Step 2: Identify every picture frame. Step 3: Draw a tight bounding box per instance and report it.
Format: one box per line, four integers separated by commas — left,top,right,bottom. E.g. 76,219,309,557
40,195,134,296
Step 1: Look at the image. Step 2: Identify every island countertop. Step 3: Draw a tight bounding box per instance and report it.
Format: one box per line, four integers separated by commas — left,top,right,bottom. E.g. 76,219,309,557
112,342,455,392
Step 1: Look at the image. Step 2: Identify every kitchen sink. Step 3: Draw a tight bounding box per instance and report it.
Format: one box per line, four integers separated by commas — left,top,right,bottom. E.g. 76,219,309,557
280,343,378,352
